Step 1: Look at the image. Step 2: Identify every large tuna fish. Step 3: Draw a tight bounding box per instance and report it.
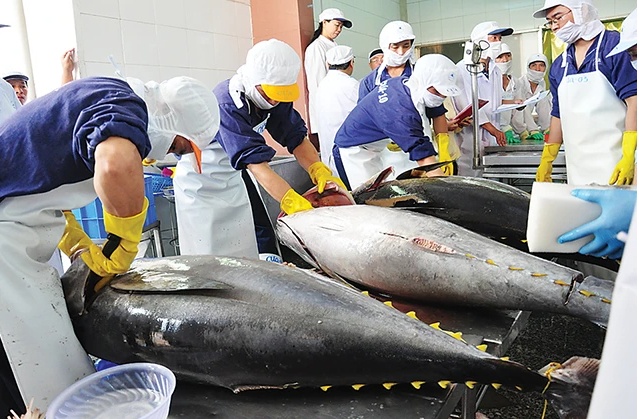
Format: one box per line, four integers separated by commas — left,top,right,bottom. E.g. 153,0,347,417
275,205,613,325
61,256,596,418
352,169,619,272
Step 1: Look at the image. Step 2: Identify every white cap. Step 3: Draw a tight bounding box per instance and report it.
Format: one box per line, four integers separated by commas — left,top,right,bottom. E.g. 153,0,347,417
497,43,512,58
244,39,300,102
533,0,596,19
318,8,352,28
470,21,514,42
527,53,549,67
410,54,462,97
607,9,637,57
3,71,29,82
379,21,415,49
326,45,354,65
128,77,220,168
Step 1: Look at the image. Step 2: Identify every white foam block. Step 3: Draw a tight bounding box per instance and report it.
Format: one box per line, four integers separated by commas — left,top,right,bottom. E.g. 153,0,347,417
526,182,603,253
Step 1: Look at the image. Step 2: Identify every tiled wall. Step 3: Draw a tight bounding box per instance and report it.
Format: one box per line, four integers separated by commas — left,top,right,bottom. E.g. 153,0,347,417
74,0,252,90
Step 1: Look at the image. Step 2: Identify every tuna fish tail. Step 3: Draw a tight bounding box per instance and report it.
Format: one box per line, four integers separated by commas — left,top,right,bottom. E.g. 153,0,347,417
541,357,600,419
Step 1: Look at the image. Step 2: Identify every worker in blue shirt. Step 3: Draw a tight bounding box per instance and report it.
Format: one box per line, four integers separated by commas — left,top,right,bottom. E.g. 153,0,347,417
334,54,462,190
534,0,637,186
0,76,218,415
358,20,415,102
173,39,345,261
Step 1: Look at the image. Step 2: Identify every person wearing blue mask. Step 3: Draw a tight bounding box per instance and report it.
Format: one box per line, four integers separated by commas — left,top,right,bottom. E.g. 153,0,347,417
333,54,462,190
534,0,637,186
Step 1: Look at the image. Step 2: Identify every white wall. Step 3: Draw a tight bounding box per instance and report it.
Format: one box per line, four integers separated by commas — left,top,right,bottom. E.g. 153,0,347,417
1,0,253,99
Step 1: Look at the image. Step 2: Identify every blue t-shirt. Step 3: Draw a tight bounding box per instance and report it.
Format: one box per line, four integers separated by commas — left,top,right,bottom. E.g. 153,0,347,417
549,30,637,119
213,80,308,170
335,77,446,162
358,64,413,102
0,77,149,201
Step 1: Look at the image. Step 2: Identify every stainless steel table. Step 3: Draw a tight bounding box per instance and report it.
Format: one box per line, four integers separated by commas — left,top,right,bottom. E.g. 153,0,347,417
482,142,567,183
168,297,530,419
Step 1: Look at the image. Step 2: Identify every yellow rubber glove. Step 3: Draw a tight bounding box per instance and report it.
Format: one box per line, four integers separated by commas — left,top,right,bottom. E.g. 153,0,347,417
308,161,348,193
386,142,402,152
609,131,636,185
280,189,313,215
58,199,149,279
535,143,561,182
435,133,455,176
519,130,530,141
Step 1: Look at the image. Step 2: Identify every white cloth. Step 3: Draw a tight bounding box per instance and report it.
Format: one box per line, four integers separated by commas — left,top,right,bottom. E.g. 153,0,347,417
315,70,359,173
304,35,337,133
338,139,411,189
452,60,504,177
0,79,20,124
498,75,522,129
173,141,259,258
0,180,97,410
587,205,637,418
557,35,625,185
512,76,552,133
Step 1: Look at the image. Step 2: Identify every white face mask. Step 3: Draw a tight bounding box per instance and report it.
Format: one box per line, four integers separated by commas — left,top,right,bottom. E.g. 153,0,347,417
423,91,445,108
495,61,512,75
632,60,637,70
245,86,276,110
488,41,502,60
555,21,583,44
527,68,546,83
384,48,412,67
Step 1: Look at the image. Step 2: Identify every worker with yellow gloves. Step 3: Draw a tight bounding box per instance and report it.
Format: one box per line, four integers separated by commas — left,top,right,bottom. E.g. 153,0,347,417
174,39,346,263
0,76,219,416
333,54,462,190
532,0,636,186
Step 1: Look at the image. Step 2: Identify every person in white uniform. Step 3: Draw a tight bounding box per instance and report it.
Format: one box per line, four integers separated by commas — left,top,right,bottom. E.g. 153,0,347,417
368,48,384,71
534,0,637,186
451,21,511,177
0,76,218,415
304,8,352,137
511,53,553,142
315,45,359,173
493,43,524,144
175,39,346,259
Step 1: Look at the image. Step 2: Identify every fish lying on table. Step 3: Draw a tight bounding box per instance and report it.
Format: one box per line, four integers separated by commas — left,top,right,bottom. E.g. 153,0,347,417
62,256,595,418
276,205,613,326
352,167,620,272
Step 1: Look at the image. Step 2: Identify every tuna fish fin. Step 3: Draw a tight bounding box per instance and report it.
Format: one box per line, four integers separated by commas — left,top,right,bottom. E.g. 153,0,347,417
491,383,502,390
476,344,488,352
396,161,451,180
437,380,451,388
383,301,394,308
109,273,233,293
352,384,365,390
444,331,465,342
361,290,370,296
411,381,425,389
382,382,397,390
320,385,331,391
465,381,477,389
500,356,510,361
429,322,442,330
354,166,394,194
406,311,419,320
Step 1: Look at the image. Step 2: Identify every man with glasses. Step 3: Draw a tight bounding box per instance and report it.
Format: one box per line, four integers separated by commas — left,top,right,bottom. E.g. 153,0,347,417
533,0,637,186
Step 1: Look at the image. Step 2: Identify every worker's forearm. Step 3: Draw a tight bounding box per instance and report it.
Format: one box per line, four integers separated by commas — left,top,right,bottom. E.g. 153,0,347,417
624,96,637,132
432,114,448,135
247,162,292,203
94,136,145,217
291,137,321,171
547,116,563,145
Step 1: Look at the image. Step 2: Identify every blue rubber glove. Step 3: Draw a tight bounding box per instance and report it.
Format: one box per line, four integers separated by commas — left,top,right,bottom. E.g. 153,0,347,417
557,189,637,259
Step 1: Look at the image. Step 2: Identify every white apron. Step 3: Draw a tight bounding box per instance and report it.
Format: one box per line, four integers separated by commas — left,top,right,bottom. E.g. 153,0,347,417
558,34,625,185
0,180,97,410
173,141,259,258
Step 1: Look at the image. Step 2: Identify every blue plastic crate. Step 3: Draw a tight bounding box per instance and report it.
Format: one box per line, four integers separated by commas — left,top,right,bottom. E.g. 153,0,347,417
72,175,158,240
146,172,173,195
